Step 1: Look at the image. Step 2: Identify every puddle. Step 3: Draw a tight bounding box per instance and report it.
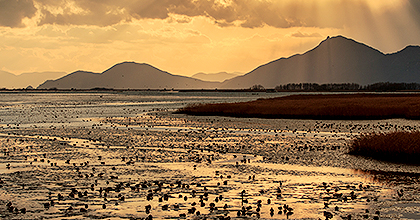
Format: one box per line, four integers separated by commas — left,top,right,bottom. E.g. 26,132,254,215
0,130,401,220
1,91,420,219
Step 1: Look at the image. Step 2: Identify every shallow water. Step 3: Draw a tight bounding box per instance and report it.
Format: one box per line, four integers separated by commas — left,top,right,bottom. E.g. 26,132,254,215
0,130,390,219
1,91,420,219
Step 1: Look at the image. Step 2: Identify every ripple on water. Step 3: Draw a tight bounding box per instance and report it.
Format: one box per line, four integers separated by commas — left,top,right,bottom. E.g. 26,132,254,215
1,108,420,219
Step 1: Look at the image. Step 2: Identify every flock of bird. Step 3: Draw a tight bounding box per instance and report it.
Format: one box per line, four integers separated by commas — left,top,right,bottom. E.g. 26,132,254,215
1,93,419,219
0,120,391,220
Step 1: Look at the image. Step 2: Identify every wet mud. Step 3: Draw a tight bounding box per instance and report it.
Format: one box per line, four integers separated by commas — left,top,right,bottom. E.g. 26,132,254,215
1,92,420,219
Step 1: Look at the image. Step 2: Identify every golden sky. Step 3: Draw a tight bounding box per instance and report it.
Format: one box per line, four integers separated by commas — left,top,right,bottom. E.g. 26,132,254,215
1,0,420,76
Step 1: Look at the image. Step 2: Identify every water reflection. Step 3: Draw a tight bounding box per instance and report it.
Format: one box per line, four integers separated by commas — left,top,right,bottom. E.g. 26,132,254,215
354,169,420,185
1,92,420,219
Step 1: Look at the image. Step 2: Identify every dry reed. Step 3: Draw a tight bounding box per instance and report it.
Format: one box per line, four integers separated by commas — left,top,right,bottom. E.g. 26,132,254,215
176,94,420,120
349,131,420,164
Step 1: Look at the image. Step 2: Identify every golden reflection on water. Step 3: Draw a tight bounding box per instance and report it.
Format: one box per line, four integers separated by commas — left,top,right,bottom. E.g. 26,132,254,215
1,92,420,219
353,169,420,186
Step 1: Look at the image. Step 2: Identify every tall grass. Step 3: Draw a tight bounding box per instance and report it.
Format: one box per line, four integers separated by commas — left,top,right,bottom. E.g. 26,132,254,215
176,94,420,120
349,131,420,164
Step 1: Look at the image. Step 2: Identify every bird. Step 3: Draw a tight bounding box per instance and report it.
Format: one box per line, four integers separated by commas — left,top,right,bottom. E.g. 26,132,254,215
324,211,333,219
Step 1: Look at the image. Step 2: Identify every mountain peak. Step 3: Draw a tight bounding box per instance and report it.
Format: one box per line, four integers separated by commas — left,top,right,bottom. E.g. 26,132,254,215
36,36,420,90
38,61,219,89
317,35,382,53
103,61,169,75
388,45,420,60
325,35,346,40
319,35,352,44
221,35,419,88
400,45,420,53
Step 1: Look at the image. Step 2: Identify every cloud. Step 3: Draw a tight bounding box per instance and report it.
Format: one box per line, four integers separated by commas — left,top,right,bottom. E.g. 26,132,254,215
1,0,420,32
36,0,132,26
0,0,353,28
291,31,322,38
0,0,37,27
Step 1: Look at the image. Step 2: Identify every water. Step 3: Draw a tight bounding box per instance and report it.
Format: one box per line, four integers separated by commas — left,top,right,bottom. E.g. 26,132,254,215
0,90,287,127
1,91,420,219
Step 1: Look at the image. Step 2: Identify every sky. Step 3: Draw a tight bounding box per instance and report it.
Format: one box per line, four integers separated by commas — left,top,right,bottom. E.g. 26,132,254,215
1,0,420,77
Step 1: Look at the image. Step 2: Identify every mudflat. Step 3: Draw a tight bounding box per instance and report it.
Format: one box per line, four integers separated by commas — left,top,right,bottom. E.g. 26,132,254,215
2,91,420,219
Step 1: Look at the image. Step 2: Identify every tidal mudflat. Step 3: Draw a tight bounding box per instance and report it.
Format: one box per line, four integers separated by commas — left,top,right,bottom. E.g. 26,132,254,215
1,91,420,219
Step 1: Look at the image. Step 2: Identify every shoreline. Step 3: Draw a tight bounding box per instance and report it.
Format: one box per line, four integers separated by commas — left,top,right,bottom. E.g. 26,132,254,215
2,88,420,93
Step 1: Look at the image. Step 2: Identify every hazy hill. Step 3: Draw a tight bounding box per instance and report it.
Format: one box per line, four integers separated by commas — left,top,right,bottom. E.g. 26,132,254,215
36,36,420,90
221,36,420,88
191,72,242,82
0,70,66,89
38,62,219,89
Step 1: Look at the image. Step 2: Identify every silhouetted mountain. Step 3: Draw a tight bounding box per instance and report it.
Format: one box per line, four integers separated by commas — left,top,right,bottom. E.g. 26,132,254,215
37,36,420,90
221,36,420,88
38,62,219,89
191,72,242,82
0,70,66,89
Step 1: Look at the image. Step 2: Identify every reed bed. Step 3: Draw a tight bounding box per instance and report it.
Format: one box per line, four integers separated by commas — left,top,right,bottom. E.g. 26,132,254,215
176,94,420,120
349,131,420,164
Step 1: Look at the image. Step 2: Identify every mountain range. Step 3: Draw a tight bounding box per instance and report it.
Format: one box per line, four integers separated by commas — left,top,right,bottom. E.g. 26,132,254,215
191,72,242,82
221,36,420,88
37,35,420,89
38,62,219,89
0,71,66,89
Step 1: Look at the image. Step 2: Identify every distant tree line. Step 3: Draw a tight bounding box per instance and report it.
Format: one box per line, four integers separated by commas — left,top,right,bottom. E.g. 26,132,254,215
270,82,420,92
274,83,360,91
362,82,420,91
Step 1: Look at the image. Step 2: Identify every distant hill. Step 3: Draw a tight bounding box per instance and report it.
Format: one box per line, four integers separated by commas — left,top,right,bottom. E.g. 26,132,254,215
0,71,66,89
221,36,420,88
36,36,420,90
37,62,219,89
191,72,242,82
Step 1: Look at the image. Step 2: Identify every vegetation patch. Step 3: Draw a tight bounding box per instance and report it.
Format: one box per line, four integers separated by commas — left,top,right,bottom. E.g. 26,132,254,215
349,131,420,164
176,94,420,120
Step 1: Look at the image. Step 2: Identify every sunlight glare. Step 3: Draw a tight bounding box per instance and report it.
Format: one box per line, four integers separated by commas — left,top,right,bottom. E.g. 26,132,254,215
364,0,407,11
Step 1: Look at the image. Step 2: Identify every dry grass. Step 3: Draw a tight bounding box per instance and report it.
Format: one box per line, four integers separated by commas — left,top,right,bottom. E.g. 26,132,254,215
349,131,420,164
176,94,420,120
